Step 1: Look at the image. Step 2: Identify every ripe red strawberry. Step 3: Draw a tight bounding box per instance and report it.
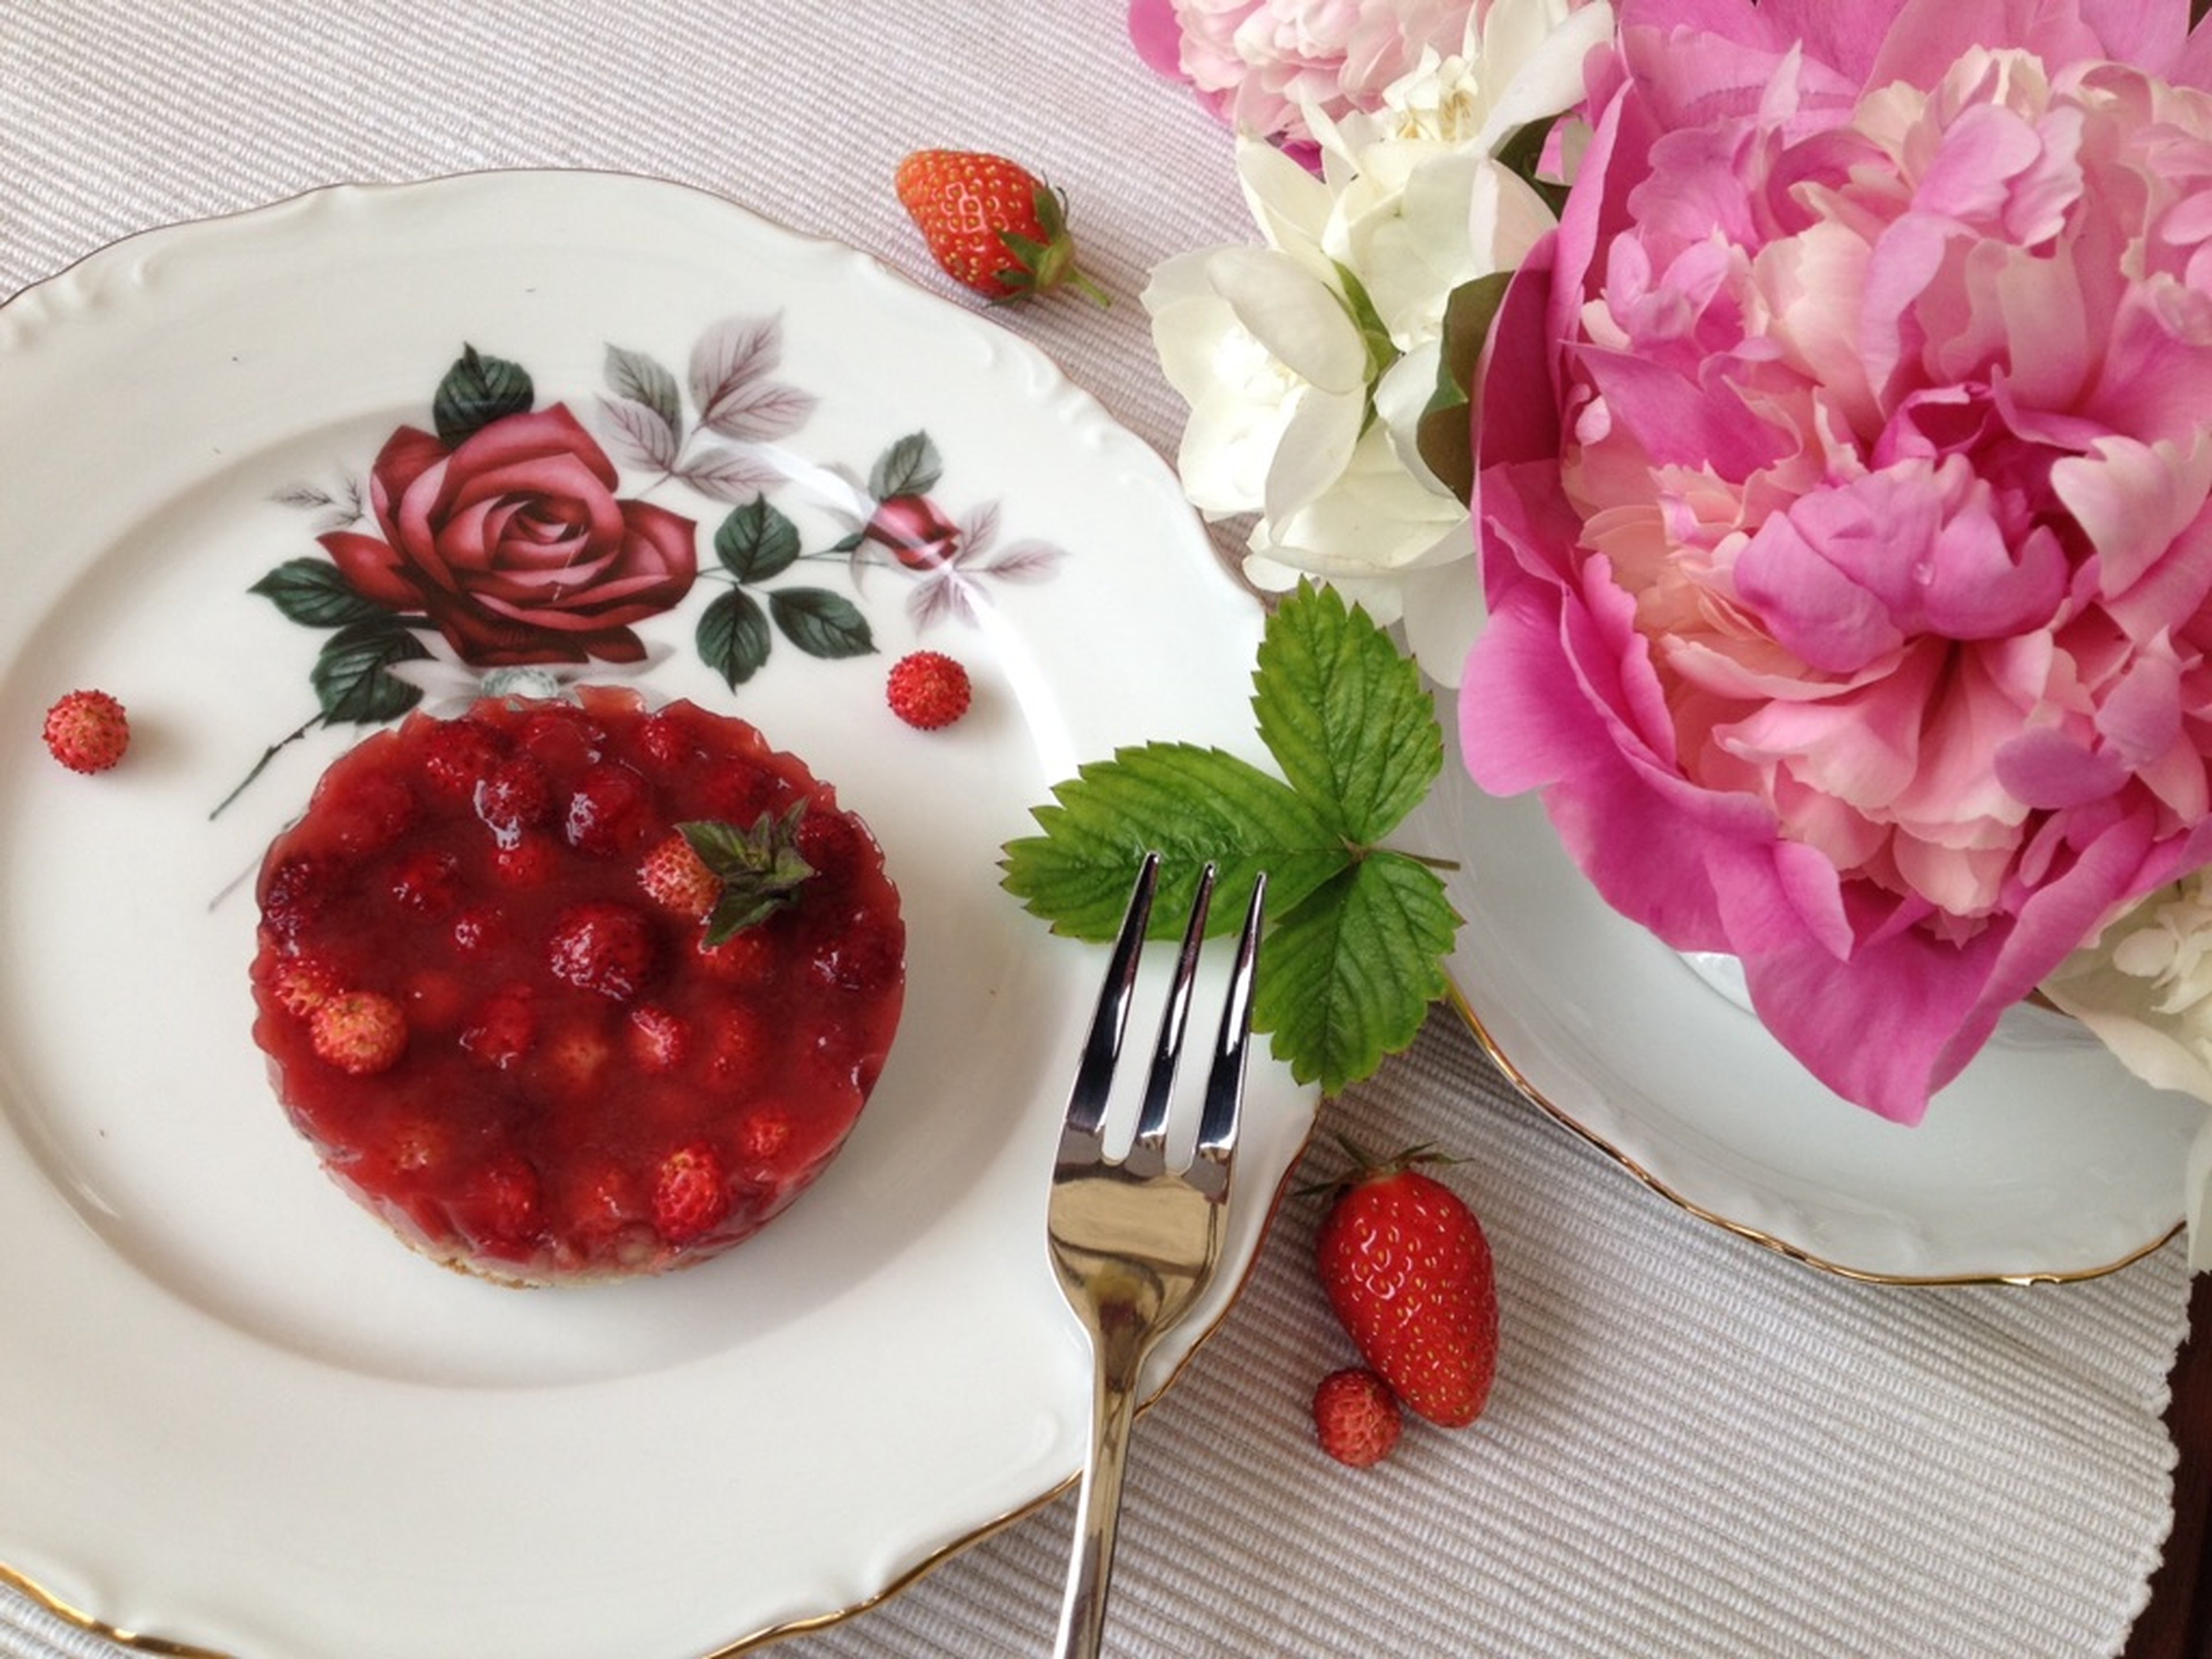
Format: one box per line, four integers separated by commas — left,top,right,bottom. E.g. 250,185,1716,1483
546,901,660,1001
42,689,130,773
310,990,408,1075
653,1142,733,1244
638,832,719,921
461,982,536,1067
893,149,1108,304
885,650,972,730
266,953,343,1018
1312,1367,1403,1468
1314,1147,1498,1428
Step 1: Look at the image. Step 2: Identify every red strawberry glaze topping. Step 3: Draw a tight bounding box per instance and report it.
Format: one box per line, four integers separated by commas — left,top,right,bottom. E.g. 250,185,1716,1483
248,687,905,1286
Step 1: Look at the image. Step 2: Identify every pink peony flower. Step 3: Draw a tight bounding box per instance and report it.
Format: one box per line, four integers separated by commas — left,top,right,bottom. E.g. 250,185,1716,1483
1462,0,2212,1121
1127,0,1474,146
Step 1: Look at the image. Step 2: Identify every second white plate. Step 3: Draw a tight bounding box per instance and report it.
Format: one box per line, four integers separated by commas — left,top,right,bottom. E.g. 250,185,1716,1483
1408,687,2199,1283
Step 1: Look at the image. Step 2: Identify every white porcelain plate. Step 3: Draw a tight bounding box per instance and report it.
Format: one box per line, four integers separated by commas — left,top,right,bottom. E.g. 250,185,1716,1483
0,172,1317,1658
1407,687,2200,1283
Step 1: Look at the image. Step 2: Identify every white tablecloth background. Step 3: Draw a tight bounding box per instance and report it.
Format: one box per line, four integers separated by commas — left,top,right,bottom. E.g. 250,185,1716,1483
0,4,2194,1656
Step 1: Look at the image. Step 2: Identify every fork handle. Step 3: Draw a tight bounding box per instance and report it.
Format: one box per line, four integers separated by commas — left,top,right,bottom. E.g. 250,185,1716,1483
1053,1350,1145,1659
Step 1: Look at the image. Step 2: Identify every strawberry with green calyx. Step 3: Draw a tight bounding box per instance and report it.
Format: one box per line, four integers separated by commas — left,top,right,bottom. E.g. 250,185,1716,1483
894,149,1109,305
673,803,816,945
1313,1140,1497,1429
1001,580,1460,1096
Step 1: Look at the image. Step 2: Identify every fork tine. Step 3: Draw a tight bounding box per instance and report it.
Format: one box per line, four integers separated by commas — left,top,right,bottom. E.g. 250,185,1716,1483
1130,861,1217,1156
1061,851,1161,1142
1194,870,1264,1162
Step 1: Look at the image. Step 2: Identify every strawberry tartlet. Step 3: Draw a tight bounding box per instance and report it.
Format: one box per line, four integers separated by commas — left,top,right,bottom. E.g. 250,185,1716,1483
248,688,904,1286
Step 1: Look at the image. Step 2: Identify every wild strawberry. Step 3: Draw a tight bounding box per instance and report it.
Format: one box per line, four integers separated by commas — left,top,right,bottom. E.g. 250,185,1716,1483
1313,1147,1498,1428
461,983,536,1067
540,1027,611,1099
885,650,972,730
325,771,417,855
266,953,343,1018
697,926,777,986
893,149,1108,304
736,1106,792,1167
455,1153,543,1252
627,1004,691,1071
260,855,338,939
1312,1367,1403,1469
450,904,506,955
809,911,904,994
565,762,648,855
41,689,130,773
546,901,659,1001
418,717,504,797
704,1004,774,1086
638,832,719,922
635,709,698,771
492,833,559,887
388,848,461,914
653,1142,733,1244
310,990,408,1075
475,755,552,842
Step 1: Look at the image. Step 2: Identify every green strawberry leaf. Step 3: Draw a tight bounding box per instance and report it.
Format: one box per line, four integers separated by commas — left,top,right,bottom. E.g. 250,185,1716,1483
1255,582,1441,846
1001,580,1459,1094
697,588,772,687
432,345,534,447
680,805,815,944
1002,743,1347,941
1256,853,1460,1095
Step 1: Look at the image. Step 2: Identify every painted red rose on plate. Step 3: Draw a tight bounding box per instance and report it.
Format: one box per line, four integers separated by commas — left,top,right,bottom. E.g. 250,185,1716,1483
321,404,696,665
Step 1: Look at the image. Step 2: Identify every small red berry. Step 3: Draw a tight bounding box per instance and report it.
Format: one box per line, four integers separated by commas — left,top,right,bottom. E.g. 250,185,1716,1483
637,833,719,922
627,1004,691,1071
475,756,553,841
565,762,648,855
418,717,505,797
1312,1368,1403,1468
885,651,972,730
309,990,408,1075
41,689,130,774
461,983,536,1067
491,833,559,887
388,848,461,914
893,149,1108,304
697,926,777,986
653,1142,733,1244
546,902,660,1001
266,953,343,1018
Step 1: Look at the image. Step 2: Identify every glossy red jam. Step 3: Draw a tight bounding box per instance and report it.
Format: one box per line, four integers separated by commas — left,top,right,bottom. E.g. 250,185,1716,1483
249,688,904,1285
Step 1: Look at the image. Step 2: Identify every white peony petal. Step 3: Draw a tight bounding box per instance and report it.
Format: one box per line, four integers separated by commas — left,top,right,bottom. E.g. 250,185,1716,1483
1235,134,1335,274
1206,245,1370,390
1262,382,1366,522
1470,0,1618,154
1396,556,1487,687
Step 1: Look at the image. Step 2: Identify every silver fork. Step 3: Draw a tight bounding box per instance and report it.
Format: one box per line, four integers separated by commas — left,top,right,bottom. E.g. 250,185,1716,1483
1046,852,1266,1659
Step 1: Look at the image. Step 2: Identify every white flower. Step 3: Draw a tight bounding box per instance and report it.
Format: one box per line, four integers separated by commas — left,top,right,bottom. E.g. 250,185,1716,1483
1143,0,1613,683
2041,878,2212,1270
